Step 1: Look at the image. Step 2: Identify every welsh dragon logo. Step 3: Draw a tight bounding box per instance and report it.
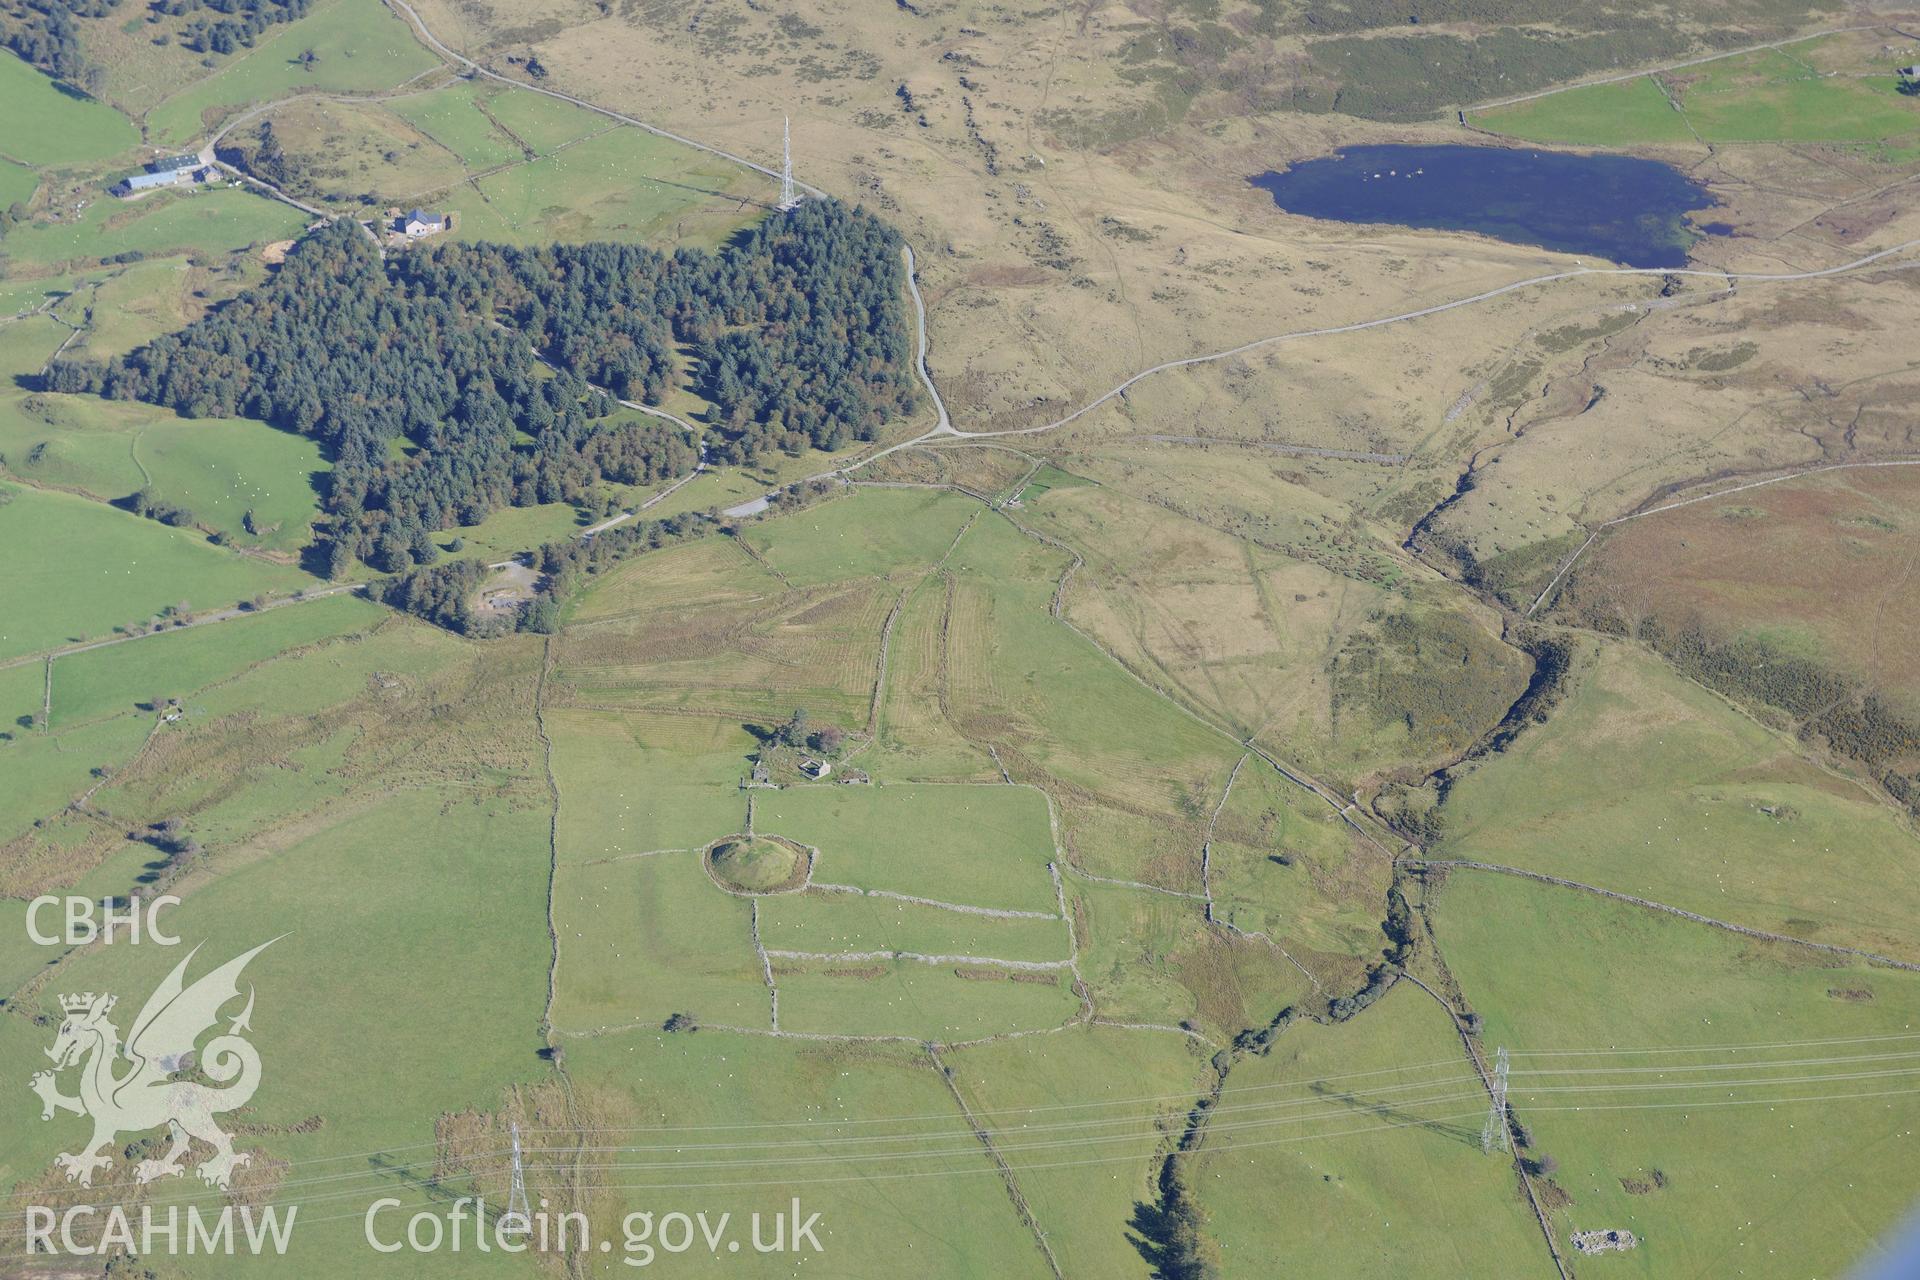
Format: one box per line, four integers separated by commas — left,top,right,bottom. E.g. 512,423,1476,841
29,940,277,1190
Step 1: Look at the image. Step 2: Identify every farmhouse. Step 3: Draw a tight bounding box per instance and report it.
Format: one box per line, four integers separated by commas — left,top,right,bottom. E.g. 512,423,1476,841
112,154,211,198
397,209,449,238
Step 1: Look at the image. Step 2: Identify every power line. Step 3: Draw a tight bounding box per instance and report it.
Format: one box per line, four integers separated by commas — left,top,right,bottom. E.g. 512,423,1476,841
1481,1045,1510,1154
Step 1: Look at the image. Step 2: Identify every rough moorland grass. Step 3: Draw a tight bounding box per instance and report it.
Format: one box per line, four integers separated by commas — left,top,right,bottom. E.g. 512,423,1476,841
1208,759,1387,962
756,783,1059,913
1,185,306,267
756,888,1072,962
145,0,443,145
0,788,552,1277
0,54,137,167
549,853,766,1033
245,94,470,205
1436,870,1920,1280
49,591,381,727
742,487,978,586
1437,641,1920,959
944,1025,1209,1278
548,707,754,865
0,482,303,661
554,576,891,726
560,1031,1049,1279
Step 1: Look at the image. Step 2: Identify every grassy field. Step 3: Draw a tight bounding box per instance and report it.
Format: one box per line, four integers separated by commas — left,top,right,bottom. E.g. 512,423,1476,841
547,707,755,864
1195,982,1549,1278
0,155,38,207
47,591,380,727
550,852,767,1033
145,0,443,145
386,79,526,169
757,888,1071,962
1476,33,1920,146
0,482,304,661
944,1025,1210,1278
559,1031,1051,1278
743,488,977,586
1436,869,1920,1280
0,788,552,1276
1437,641,1920,960
1,185,307,267
755,784,1059,914
440,122,764,250
774,957,1080,1040
0,53,137,167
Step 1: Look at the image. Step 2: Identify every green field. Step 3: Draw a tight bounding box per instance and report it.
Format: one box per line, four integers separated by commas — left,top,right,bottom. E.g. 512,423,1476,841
1477,39,1920,146
0,788,552,1275
548,707,756,864
386,80,526,169
0,482,304,661
1437,642,1920,960
48,591,380,727
145,0,443,145
0,53,137,167
755,784,1060,913
774,957,1081,1040
560,1031,1051,1278
0,155,38,207
757,888,1071,962
742,487,977,586
1437,870,1920,1280
1,185,306,267
442,123,764,250
550,852,767,1033
945,1025,1210,1278
1196,982,1549,1278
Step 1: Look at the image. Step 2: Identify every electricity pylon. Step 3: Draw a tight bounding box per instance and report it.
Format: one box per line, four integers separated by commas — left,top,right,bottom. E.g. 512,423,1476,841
777,117,801,211
1480,1046,1511,1154
500,1121,532,1231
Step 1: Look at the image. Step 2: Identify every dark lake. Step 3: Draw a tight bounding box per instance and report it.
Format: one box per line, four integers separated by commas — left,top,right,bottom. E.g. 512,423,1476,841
1249,144,1720,269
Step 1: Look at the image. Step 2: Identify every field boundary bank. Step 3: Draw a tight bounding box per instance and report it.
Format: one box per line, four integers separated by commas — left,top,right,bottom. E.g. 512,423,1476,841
1413,859,1920,971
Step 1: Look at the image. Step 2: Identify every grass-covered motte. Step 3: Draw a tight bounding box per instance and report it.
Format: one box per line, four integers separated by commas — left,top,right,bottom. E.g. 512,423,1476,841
47,200,917,572
706,835,806,893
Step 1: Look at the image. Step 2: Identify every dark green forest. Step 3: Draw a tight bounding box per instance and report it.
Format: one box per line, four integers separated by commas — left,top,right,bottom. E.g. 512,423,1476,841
47,199,916,570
